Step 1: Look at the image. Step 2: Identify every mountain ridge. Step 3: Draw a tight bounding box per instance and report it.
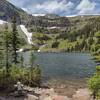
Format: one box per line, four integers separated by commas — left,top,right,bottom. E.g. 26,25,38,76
0,0,33,25
1,0,100,28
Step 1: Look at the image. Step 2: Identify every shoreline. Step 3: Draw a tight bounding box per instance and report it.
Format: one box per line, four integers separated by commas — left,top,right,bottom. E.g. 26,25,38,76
42,78,88,97
0,88,91,100
35,50,90,54
0,78,91,100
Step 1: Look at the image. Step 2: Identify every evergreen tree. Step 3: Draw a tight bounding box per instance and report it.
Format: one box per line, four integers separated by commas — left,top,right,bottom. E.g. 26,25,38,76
3,24,11,73
30,52,36,68
11,15,19,64
0,31,4,67
20,54,24,67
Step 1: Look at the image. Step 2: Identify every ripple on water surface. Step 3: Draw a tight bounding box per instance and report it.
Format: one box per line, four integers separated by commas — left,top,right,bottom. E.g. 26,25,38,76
24,52,96,80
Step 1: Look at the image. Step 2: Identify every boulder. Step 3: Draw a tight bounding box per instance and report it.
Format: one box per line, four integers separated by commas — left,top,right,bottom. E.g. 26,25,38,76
72,88,92,100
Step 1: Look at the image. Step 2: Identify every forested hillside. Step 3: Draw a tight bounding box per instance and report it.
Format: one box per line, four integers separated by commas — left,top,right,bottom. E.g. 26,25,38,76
30,16,100,52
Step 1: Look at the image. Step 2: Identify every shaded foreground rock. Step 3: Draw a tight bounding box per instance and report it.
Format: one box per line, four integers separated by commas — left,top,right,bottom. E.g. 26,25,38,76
0,88,93,100
0,94,38,100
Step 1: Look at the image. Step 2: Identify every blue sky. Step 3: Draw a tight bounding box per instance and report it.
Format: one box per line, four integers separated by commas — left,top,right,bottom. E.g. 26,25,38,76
8,0,100,16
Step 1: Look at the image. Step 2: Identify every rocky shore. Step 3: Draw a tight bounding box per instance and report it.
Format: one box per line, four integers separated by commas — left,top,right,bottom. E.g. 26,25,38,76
0,87,92,100
0,79,93,100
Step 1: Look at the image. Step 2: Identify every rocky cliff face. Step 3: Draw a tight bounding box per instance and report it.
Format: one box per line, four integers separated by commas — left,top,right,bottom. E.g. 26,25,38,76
0,0,33,25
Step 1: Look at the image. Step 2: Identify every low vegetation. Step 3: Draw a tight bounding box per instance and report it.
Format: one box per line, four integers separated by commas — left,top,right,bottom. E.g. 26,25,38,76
0,64,41,90
88,66,100,99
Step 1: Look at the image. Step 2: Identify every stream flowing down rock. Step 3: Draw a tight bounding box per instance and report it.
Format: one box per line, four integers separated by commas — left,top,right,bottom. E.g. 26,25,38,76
20,25,33,44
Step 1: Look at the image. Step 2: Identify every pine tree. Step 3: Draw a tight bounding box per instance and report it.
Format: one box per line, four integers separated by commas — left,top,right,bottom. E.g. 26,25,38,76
3,24,12,73
11,15,19,64
0,31,4,67
30,52,36,68
20,54,24,67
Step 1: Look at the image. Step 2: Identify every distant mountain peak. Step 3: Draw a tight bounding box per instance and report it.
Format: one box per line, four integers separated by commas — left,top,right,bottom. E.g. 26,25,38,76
0,0,32,25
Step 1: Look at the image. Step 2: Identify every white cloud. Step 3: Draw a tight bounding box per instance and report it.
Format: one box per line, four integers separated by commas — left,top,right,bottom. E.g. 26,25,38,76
7,0,100,16
34,0,74,14
76,0,97,15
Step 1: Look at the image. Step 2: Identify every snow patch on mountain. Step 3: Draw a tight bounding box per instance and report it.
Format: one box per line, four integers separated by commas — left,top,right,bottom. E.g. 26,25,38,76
66,15,78,17
20,25,33,44
0,20,7,25
32,14,46,16
47,26,60,29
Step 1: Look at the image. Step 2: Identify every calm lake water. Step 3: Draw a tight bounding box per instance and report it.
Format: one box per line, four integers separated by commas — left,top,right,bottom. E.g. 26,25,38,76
24,52,96,81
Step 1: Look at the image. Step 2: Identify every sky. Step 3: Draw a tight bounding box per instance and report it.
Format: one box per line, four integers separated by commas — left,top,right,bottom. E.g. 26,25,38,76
8,0,100,16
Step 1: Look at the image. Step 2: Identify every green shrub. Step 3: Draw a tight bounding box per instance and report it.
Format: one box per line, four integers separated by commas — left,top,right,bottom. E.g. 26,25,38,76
9,65,27,83
26,65,41,87
88,66,100,99
0,65,42,91
52,41,59,48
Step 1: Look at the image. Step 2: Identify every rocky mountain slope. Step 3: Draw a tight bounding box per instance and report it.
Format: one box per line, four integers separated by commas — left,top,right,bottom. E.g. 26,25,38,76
0,0,71,29
0,0,33,25
1,0,100,30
